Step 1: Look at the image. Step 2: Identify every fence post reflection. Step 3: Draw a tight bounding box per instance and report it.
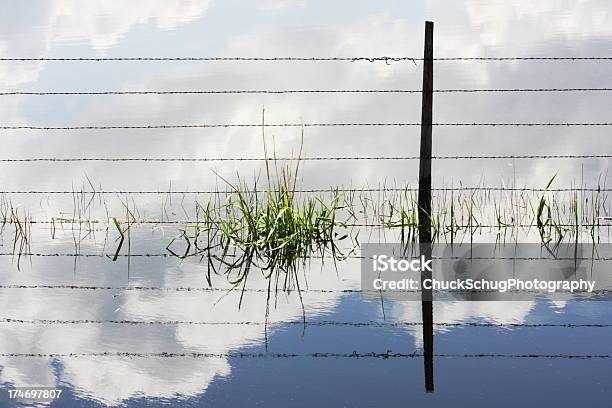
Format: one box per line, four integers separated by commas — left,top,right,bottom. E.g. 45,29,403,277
418,20,435,393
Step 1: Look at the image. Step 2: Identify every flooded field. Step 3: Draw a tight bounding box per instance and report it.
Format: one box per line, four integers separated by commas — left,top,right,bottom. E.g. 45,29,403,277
1,0,612,406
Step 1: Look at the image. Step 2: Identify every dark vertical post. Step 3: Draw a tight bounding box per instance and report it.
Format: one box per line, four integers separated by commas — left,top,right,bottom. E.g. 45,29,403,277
418,21,434,238
418,20,435,393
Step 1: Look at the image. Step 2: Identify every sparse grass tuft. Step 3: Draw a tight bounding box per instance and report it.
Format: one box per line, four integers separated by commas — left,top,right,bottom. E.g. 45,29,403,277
10,206,31,270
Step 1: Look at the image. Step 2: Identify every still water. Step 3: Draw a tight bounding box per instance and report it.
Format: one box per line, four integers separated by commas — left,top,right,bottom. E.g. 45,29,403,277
1,0,611,406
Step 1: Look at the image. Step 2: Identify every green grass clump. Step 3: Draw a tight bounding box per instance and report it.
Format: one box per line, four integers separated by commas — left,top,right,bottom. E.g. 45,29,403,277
168,174,356,294
167,120,357,307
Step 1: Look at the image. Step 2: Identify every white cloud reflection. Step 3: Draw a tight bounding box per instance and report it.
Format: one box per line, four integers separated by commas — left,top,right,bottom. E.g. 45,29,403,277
0,0,611,404
0,247,351,404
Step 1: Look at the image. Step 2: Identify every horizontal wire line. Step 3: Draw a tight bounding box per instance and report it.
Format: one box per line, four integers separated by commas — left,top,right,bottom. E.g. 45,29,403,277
0,285,357,291
1,351,610,359
0,187,610,194
6,219,610,228
3,88,612,96
0,57,417,62
433,57,612,61
437,88,612,93
3,122,612,130
1,89,415,95
0,123,420,130
0,255,611,260
2,286,611,297
9,226,610,235
1,317,609,328
2,56,612,62
0,155,610,162
0,253,172,258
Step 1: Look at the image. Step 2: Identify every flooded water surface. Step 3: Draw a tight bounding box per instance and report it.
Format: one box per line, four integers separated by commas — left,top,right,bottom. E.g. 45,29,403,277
1,0,612,406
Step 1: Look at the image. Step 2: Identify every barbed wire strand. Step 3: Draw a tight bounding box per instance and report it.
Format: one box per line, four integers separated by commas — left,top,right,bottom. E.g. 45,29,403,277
3,122,612,130
0,351,610,359
1,317,610,328
3,219,610,228
0,187,610,194
2,56,612,62
3,88,612,96
1,155,611,162
1,56,417,62
1,285,610,299
0,253,610,260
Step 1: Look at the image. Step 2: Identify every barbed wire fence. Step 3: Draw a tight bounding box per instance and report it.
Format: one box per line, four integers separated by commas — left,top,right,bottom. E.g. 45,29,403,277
0,55,610,229
1,21,612,376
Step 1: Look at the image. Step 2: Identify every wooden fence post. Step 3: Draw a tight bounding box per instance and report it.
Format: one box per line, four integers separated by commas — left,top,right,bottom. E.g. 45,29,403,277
418,21,434,242
418,20,435,393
